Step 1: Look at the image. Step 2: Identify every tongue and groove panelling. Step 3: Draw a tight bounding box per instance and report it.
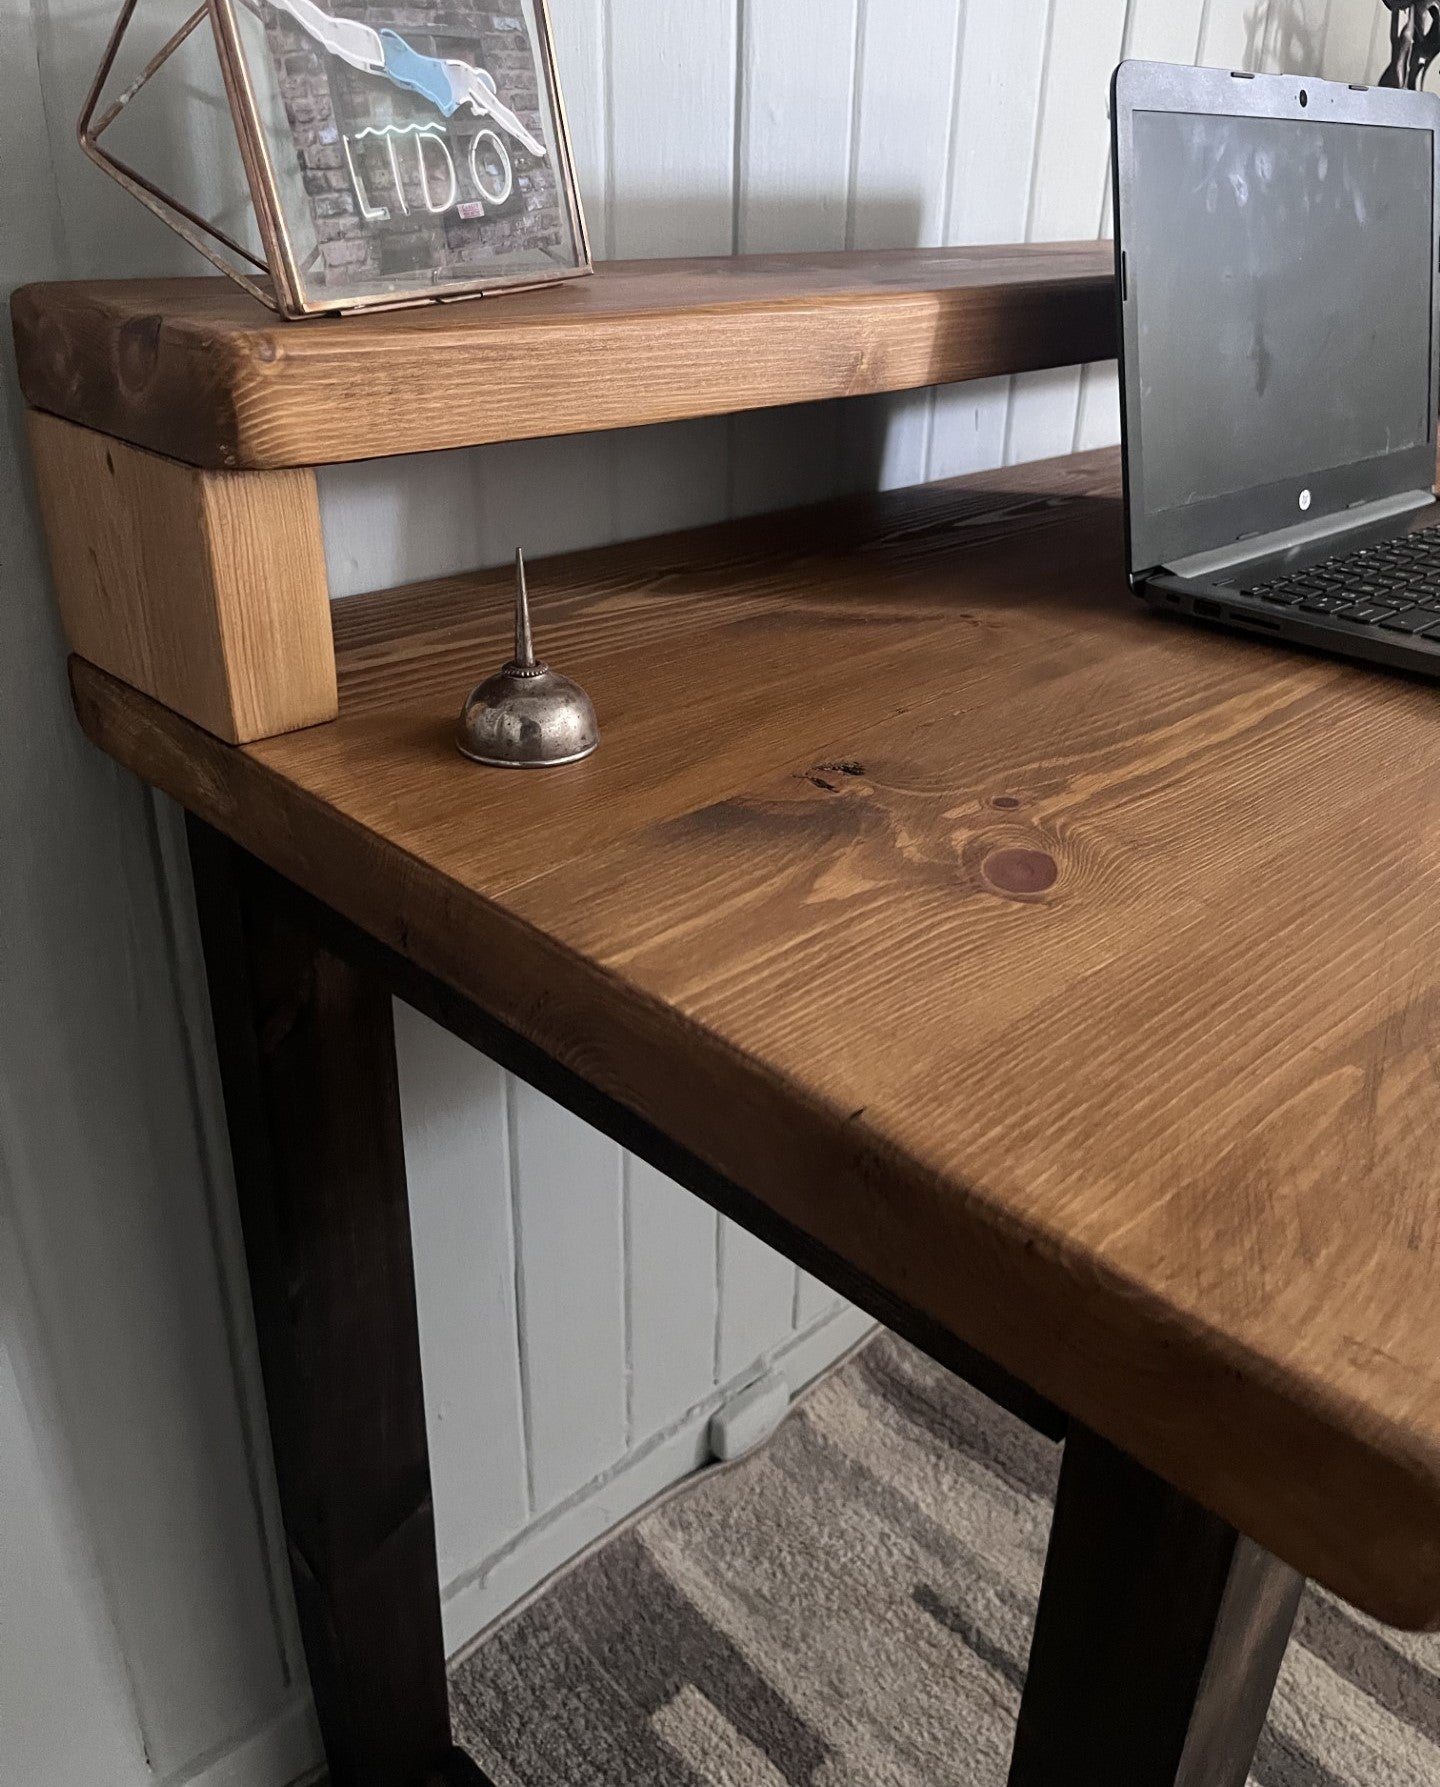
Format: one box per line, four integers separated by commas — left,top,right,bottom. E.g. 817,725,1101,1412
1,5,1376,1787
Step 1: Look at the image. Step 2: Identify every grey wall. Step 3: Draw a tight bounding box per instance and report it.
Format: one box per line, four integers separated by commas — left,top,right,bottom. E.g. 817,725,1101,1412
1,3,1379,1785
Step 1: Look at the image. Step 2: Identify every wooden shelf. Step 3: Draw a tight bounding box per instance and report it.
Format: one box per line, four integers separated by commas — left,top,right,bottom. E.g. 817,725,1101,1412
12,245,1113,471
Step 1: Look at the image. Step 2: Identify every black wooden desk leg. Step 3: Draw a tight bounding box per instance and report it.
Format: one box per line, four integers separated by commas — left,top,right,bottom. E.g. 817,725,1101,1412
187,822,486,1787
1007,1425,1303,1787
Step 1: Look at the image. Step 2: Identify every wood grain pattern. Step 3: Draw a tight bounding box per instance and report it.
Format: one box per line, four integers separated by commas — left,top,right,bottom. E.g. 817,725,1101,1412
11,247,1114,469
26,413,334,742
67,448,1440,1629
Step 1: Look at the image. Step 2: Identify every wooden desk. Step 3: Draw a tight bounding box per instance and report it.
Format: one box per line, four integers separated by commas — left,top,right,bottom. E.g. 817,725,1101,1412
20,255,1440,1787
63,448,1440,1785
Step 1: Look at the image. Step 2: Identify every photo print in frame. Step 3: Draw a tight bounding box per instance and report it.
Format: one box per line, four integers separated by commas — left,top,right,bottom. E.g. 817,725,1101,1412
210,0,590,313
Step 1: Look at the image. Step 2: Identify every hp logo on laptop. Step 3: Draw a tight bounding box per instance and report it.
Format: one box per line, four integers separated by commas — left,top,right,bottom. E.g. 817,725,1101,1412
1299,488,1312,511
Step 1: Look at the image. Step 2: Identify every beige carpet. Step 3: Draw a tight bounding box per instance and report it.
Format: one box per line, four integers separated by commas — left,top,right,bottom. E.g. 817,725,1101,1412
450,1333,1440,1785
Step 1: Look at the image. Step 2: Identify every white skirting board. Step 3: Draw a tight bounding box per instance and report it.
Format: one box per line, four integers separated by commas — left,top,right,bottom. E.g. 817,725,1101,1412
161,1698,322,1787
162,1304,874,1787
438,1302,876,1656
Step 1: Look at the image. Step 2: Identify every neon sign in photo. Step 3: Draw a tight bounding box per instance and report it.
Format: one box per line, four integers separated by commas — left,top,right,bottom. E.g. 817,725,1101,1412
268,0,543,221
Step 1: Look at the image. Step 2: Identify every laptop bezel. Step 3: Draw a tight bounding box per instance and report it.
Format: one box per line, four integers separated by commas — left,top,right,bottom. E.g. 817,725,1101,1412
1111,59,1440,582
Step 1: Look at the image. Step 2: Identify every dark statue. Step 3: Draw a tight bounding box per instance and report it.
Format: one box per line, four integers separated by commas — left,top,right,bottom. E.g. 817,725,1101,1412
1380,1,1440,89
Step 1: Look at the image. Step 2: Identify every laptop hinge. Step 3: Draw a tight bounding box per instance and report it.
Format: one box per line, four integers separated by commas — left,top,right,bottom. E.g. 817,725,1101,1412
1164,488,1436,583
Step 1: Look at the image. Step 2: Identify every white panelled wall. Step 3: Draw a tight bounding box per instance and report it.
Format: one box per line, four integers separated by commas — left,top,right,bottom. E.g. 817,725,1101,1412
0,2,1384,1785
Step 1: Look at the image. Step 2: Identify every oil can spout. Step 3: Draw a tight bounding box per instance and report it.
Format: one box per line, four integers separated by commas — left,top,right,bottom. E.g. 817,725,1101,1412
513,548,536,670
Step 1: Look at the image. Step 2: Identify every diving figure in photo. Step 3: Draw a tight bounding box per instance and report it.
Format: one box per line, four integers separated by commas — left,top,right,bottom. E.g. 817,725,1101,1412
267,0,547,154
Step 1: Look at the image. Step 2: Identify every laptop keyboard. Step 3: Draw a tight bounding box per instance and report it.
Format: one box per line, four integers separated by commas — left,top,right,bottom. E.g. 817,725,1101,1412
1240,528,1440,637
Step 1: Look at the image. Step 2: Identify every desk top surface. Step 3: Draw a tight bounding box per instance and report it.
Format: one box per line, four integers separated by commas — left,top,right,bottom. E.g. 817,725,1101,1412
74,448,1440,1629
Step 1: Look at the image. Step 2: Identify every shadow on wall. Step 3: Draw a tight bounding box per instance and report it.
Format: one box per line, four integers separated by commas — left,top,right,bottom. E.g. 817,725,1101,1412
728,189,933,521
1261,2,1325,77
5,9,319,1777
1,278,309,1787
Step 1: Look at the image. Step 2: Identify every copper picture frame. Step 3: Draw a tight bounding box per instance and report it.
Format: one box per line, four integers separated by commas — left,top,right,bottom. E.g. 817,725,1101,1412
80,0,591,316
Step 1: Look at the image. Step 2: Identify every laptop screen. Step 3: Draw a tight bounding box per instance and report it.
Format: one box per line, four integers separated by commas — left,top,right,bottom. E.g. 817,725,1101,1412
1130,108,1434,524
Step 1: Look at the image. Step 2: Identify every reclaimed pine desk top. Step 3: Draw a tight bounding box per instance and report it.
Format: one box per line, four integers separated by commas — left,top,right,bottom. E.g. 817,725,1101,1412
72,447,1440,1630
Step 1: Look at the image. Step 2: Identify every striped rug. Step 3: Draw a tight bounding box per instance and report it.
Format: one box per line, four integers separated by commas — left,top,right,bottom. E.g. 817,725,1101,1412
450,1332,1440,1785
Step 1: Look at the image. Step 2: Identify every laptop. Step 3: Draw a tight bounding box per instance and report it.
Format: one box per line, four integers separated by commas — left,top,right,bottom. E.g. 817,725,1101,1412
1111,60,1440,675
